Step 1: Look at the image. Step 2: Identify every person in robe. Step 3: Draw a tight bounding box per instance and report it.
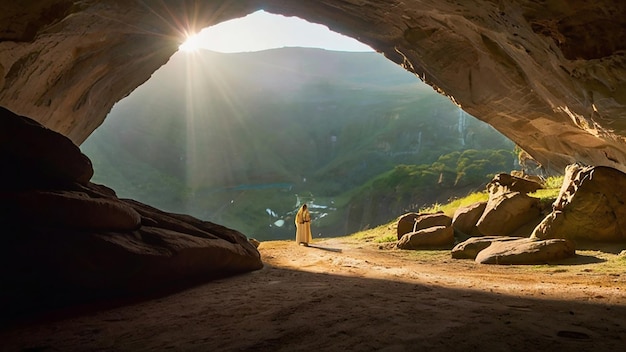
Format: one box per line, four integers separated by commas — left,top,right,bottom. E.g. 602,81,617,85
295,204,312,246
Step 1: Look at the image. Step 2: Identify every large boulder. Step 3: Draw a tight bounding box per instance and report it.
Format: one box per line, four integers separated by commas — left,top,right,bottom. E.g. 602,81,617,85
476,192,542,237
487,173,544,196
396,213,420,239
451,236,524,259
510,170,544,186
474,238,575,265
452,202,487,238
0,111,263,320
13,190,141,231
396,212,452,240
1,186,264,320
531,164,626,242
397,225,454,249
0,106,93,188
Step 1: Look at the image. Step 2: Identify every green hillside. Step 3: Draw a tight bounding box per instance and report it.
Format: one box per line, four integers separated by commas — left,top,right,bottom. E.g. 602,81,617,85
81,47,515,240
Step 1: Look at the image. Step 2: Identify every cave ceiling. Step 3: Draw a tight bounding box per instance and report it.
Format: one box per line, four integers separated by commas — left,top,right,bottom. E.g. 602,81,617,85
1,0,626,174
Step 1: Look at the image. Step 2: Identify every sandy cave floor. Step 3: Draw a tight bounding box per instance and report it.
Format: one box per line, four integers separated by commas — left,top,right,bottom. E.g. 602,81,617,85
1,237,626,351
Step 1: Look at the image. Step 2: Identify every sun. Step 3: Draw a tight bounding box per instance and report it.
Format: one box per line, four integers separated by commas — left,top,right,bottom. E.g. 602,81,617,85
179,33,202,52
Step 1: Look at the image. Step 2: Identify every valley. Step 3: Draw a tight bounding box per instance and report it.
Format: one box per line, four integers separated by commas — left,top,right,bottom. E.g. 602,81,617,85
81,48,516,240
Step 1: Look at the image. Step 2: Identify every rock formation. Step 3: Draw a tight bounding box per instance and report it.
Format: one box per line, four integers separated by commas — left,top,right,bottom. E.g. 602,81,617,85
2,1,626,173
2,0,626,293
531,164,626,242
476,191,543,237
475,173,545,237
452,236,576,264
0,107,263,318
397,225,454,250
452,202,487,238
474,237,575,265
451,236,523,260
396,212,452,240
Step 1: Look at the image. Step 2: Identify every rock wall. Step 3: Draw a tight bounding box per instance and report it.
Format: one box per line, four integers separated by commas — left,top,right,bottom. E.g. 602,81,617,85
1,1,626,172
0,106,263,317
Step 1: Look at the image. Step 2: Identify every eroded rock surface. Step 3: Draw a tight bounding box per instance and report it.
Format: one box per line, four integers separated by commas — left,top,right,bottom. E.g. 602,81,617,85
0,107,263,319
531,164,626,242
487,173,544,195
396,212,452,240
452,235,575,265
474,237,575,265
474,172,545,237
451,236,523,260
476,191,542,237
397,225,454,250
452,202,487,238
0,106,93,187
2,1,626,172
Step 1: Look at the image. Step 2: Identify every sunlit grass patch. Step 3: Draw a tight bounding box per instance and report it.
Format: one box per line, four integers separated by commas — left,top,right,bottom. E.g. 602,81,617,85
420,191,489,217
421,175,565,217
543,175,564,189
349,174,566,245
530,188,560,201
374,235,397,243
402,249,451,261
351,222,396,242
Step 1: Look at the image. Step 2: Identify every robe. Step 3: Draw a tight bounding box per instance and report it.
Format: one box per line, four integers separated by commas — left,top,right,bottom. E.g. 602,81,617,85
295,205,312,244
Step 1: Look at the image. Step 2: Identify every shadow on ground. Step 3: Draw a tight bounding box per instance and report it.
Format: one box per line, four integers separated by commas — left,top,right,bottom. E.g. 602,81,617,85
1,262,624,351
308,244,343,253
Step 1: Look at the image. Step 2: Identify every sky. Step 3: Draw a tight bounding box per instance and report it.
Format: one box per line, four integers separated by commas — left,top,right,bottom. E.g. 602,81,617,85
179,10,373,53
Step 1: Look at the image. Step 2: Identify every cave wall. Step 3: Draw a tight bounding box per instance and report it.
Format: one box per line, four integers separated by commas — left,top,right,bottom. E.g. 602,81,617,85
2,0,626,173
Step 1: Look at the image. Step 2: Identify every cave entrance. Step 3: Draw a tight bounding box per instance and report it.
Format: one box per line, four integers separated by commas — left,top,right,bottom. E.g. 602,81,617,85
177,10,372,53
80,11,515,241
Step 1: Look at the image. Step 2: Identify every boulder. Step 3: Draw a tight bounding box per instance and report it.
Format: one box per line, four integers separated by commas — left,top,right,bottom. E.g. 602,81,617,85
1,222,263,316
13,190,141,231
476,191,542,237
396,212,452,240
397,225,454,249
396,213,421,239
249,238,261,248
0,107,93,188
452,202,487,237
0,108,264,319
1,186,264,319
531,164,626,242
510,170,544,186
451,236,524,259
475,238,575,264
487,173,544,196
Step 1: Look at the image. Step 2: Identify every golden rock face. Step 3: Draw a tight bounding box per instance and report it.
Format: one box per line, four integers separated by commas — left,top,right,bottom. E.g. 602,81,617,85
1,0,626,173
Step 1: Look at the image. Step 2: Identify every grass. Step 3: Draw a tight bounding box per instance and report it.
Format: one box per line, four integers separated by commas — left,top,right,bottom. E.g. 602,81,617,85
349,175,566,244
375,235,398,243
526,248,626,275
339,174,626,277
543,175,565,189
340,173,626,275
351,222,396,242
420,191,490,217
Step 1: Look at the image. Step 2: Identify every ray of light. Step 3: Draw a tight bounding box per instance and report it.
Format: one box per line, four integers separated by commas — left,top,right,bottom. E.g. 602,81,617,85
180,51,254,193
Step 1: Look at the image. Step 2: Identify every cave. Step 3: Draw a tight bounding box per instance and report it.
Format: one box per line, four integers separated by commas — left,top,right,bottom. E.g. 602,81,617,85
3,1,626,172
2,0,626,334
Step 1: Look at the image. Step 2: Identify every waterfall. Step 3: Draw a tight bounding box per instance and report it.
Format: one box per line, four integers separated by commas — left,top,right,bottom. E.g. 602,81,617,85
416,130,422,155
458,108,467,146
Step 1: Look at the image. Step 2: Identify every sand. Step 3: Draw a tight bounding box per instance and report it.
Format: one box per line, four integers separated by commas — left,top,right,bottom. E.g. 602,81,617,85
1,237,625,351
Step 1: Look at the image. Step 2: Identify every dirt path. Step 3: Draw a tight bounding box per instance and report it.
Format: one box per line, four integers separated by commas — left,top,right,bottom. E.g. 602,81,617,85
1,238,625,351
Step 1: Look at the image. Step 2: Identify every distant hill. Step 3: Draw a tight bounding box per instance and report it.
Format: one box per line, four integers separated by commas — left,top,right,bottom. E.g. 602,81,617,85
81,47,515,240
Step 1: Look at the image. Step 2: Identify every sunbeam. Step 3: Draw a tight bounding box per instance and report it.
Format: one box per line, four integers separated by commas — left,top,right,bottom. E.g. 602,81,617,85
180,51,254,195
